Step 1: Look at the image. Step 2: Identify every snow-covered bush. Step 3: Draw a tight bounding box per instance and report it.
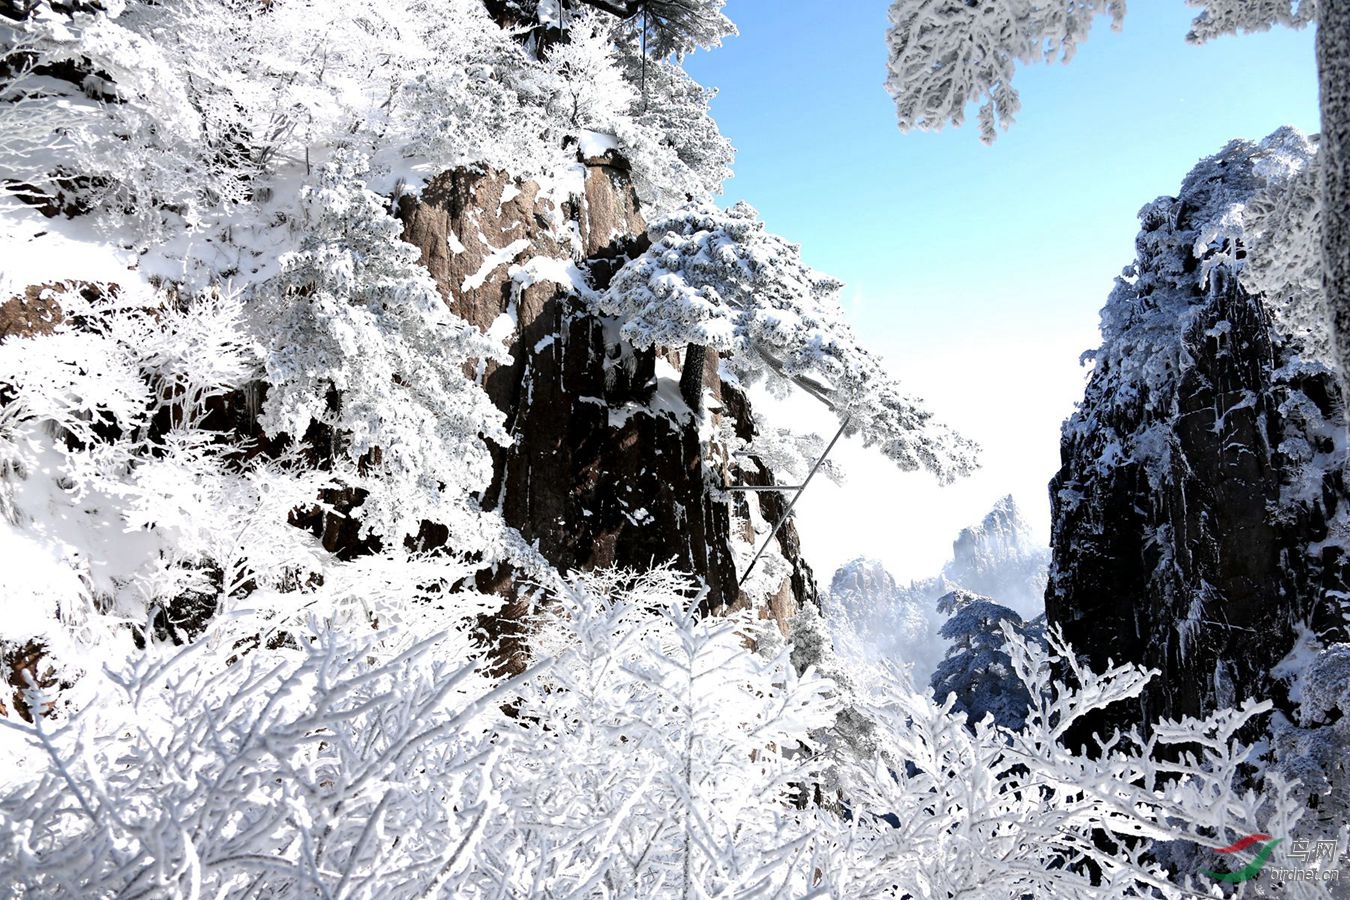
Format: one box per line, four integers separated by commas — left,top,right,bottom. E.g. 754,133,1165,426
0,282,297,669
474,568,839,897
0,561,1316,898
0,616,513,897
397,0,576,180
540,10,636,133
2,0,433,230
825,625,1308,899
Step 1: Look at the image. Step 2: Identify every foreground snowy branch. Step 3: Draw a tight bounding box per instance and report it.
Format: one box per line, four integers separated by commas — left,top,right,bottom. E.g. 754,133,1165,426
0,625,514,897
0,571,1312,898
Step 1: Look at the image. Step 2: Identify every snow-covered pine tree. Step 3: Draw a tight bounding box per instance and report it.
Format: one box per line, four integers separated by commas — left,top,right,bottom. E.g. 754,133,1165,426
613,49,735,218
930,593,1043,731
260,149,509,551
598,201,979,483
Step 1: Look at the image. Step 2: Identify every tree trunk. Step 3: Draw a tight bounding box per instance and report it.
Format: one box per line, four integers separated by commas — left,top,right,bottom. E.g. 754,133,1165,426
679,343,707,410
1319,0,1350,416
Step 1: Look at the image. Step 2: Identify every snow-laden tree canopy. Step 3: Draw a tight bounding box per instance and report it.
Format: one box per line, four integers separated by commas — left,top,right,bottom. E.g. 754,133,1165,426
1186,0,1318,42
0,0,734,238
531,0,736,58
261,151,510,547
884,0,1316,143
598,202,980,483
885,0,1124,143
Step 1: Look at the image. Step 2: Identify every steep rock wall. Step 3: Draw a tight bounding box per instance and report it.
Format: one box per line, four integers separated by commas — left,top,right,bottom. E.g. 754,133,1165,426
396,158,815,668
3,159,818,686
1047,136,1350,736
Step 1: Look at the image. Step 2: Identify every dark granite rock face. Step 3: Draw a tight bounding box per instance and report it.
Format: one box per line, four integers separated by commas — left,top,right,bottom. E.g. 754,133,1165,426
396,162,815,670
1047,137,1350,739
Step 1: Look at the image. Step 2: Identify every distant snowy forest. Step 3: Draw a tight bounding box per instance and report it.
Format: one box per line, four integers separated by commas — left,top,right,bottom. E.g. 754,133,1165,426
1,0,1347,897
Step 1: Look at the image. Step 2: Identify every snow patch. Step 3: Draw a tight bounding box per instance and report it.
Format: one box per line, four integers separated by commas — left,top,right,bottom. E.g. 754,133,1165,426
463,238,531,292
579,130,620,159
510,255,595,301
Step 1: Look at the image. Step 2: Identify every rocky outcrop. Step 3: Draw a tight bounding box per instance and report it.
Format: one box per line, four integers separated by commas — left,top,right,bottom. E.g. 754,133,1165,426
396,157,815,669
6,157,816,679
828,557,937,673
1047,135,1350,737
0,285,64,339
0,281,120,341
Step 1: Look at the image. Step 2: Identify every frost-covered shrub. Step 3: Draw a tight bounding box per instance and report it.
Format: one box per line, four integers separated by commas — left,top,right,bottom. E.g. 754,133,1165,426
0,569,835,898
0,566,1316,899
825,625,1309,899
474,569,838,897
0,620,513,898
2,0,429,229
396,0,575,180
540,10,636,132
0,283,301,664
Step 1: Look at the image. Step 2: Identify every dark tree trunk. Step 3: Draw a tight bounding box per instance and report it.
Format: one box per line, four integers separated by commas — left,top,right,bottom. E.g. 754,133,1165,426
1319,0,1350,415
679,343,707,410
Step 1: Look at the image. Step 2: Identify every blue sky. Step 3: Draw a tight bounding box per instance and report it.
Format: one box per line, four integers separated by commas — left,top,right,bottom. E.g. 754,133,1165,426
685,2,1321,588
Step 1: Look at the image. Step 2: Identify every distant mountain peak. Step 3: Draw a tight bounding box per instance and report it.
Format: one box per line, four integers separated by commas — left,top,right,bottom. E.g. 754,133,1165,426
829,556,899,601
822,498,1050,681
951,495,1034,561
